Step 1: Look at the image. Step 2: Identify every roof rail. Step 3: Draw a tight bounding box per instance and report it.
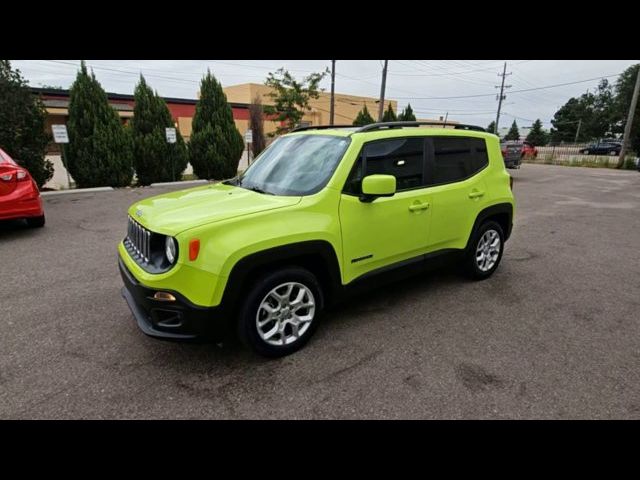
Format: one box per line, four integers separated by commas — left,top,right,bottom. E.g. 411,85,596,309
289,124,355,133
355,121,486,133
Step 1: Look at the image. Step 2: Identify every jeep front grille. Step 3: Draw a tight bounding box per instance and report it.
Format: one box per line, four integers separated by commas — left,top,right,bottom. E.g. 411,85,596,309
126,216,152,264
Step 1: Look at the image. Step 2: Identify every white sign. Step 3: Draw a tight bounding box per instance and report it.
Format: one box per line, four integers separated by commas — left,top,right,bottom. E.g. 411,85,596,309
165,127,177,144
244,129,253,143
52,124,69,144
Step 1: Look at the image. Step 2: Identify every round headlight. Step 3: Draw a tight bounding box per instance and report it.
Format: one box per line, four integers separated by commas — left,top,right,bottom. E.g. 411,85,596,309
165,236,177,264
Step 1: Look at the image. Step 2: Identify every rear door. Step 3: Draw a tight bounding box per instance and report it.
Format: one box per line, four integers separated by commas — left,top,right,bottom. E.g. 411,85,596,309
424,136,491,251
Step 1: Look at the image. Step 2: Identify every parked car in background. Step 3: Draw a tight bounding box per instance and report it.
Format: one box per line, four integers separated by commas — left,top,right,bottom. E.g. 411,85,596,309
579,141,621,156
0,147,45,227
500,141,523,169
521,141,538,158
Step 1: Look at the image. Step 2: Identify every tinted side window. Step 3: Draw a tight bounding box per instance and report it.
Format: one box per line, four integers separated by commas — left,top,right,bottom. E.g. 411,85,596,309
343,138,425,195
431,137,488,185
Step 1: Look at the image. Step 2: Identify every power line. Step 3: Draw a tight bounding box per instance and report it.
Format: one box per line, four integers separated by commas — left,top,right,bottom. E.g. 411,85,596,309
391,73,622,100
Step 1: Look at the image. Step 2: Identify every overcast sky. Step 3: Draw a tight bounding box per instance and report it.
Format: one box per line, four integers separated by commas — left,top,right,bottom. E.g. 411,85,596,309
10,60,639,130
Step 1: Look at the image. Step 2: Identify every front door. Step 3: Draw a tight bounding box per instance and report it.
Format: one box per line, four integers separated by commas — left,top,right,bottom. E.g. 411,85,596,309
339,137,432,283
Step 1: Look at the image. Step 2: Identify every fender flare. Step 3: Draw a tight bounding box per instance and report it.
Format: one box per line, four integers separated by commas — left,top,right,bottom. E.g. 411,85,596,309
219,240,342,310
465,203,514,250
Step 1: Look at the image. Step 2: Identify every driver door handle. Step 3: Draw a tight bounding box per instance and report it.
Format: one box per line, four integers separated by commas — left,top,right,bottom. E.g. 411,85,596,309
408,202,430,212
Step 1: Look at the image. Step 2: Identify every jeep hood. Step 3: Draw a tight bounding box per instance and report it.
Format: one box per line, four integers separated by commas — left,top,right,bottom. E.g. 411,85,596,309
129,182,302,236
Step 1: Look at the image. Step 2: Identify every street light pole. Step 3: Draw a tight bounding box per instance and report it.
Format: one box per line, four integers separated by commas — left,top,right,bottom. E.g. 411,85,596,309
617,67,640,168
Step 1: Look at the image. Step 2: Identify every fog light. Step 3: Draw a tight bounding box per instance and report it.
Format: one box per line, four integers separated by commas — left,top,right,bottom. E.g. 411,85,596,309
153,292,176,302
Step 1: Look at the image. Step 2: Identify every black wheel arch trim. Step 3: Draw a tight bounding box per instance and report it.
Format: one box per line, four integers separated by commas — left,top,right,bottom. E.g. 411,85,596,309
466,203,513,250
220,240,343,311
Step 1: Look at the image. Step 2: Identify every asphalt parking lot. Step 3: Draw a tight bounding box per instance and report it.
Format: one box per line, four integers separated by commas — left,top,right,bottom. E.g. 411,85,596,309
2,164,640,419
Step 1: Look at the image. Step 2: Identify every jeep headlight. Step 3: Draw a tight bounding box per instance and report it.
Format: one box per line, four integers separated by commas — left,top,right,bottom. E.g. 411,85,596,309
165,236,177,264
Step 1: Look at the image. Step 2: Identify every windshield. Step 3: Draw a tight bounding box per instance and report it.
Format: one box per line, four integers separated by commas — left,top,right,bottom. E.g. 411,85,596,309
229,134,351,196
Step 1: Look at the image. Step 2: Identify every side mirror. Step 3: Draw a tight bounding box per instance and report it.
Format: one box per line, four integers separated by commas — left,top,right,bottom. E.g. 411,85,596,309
360,174,396,203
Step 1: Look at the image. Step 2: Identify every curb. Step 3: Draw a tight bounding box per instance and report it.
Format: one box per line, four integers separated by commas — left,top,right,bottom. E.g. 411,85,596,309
41,187,114,196
150,180,210,187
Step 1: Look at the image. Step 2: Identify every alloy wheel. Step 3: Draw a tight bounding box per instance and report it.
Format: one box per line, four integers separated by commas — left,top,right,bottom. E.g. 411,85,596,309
475,229,501,272
256,282,316,346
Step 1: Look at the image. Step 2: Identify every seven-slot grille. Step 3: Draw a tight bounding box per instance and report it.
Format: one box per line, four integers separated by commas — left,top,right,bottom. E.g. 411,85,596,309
126,216,152,264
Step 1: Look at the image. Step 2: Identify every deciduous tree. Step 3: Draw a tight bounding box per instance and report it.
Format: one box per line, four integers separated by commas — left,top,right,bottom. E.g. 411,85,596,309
263,68,328,135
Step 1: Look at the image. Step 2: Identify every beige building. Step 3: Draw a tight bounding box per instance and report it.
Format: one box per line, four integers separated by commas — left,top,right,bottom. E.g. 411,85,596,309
222,83,398,137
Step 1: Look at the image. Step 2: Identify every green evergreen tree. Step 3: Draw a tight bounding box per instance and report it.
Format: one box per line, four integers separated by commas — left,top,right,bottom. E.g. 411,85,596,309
486,121,497,134
504,120,520,141
382,104,397,122
525,119,548,146
0,60,53,187
130,76,188,185
189,71,244,179
65,61,133,188
398,103,416,121
353,104,375,126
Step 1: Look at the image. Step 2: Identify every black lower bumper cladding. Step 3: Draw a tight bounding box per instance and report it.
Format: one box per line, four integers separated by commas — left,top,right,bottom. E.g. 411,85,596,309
118,257,228,342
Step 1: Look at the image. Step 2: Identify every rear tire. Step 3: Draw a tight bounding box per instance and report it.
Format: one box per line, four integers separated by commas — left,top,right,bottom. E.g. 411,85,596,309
237,266,324,358
462,221,505,280
26,215,45,228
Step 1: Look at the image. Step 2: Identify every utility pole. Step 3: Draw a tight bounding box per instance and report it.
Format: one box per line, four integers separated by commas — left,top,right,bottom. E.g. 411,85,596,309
329,60,336,125
494,62,512,134
574,119,582,143
617,67,640,168
378,60,388,122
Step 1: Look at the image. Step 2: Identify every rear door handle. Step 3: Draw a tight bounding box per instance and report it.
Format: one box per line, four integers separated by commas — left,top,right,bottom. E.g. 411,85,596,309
468,190,485,199
409,202,430,212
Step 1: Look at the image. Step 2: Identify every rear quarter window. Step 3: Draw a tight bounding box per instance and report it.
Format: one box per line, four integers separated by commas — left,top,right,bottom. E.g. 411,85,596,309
430,137,488,185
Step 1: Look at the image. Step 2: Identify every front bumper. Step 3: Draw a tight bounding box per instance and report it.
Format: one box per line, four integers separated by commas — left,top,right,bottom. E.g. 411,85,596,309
119,257,229,342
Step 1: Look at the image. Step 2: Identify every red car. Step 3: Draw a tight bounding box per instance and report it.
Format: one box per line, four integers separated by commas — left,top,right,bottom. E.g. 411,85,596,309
0,147,45,227
521,142,538,158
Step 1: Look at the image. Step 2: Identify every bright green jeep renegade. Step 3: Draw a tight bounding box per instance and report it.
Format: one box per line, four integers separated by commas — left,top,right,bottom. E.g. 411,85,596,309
119,122,515,357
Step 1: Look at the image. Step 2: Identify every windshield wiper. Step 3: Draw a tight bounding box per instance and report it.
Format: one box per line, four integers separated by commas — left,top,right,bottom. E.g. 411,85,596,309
244,185,273,195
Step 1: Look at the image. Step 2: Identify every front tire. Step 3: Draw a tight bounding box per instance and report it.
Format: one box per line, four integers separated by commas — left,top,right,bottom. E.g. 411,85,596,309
237,267,324,358
462,221,505,280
